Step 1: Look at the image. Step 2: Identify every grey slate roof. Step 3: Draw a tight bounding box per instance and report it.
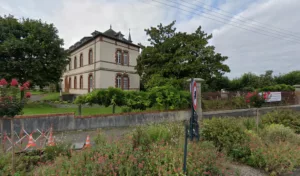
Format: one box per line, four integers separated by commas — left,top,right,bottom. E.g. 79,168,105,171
68,27,139,53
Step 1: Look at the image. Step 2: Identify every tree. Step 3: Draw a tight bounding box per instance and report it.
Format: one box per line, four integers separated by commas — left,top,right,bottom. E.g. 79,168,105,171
275,71,300,86
0,15,69,87
136,21,230,89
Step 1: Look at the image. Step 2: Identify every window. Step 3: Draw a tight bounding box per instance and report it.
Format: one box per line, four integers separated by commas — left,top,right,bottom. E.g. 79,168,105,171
123,76,129,90
80,76,83,89
116,50,122,64
123,52,129,65
69,59,72,70
116,75,121,88
74,57,77,69
88,74,93,92
69,77,72,89
74,76,77,89
89,49,93,64
80,54,83,67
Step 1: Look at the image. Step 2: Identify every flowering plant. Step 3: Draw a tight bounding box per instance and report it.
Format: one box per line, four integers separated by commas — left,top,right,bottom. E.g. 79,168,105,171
0,78,31,118
245,91,270,108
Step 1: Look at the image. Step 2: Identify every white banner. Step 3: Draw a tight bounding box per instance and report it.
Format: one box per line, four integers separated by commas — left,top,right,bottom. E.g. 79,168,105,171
265,92,282,102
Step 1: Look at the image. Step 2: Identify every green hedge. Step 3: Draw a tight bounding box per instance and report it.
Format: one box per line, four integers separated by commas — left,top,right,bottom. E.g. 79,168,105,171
74,86,191,111
259,84,295,91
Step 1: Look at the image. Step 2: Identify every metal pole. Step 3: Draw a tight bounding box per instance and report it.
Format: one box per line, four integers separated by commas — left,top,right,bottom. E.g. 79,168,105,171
190,78,194,141
0,119,3,153
183,121,188,174
11,119,15,174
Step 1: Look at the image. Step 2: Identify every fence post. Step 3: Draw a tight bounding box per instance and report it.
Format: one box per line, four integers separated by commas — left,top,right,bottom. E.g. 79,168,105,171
10,118,15,174
194,78,205,120
0,119,3,153
294,85,300,105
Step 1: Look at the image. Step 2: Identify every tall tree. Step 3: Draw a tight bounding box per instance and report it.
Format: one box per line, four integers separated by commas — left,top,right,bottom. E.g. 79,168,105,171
0,15,69,87
136,21,230,89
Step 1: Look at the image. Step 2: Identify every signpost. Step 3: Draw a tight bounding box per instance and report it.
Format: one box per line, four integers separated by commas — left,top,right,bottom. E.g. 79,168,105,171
183,78,200,174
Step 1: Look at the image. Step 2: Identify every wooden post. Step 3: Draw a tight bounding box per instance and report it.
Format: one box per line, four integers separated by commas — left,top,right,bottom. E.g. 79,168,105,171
10,118,15,174
0,119,3,153
256,108,259,132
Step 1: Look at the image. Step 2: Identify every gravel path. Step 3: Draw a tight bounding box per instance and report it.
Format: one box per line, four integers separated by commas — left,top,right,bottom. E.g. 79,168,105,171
229,164,267,176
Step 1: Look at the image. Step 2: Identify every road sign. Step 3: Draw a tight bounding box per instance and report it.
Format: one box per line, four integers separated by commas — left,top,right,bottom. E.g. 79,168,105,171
191,80,197,110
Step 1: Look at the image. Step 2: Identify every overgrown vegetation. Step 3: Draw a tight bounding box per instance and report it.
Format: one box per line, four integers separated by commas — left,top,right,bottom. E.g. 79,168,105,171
75,86,191,112
202,110,300,175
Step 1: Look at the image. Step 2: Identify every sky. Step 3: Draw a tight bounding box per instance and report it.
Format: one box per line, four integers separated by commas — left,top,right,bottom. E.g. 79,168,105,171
0,0,299,78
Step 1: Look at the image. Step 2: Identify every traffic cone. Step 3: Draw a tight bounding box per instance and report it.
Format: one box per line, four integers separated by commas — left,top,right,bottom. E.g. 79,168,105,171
48,130,55,146
26,134,36,148
83,135,91,149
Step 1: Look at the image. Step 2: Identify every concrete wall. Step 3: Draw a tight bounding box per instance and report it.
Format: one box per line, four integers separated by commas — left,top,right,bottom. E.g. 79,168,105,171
2,105,300,132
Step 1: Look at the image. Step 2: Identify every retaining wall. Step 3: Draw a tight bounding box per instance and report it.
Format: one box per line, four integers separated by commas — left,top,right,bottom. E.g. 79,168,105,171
2,105,300,132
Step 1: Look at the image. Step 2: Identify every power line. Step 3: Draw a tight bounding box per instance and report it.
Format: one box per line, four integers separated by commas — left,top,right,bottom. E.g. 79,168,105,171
165,0,300,41
145,0,300,44
185,0,300,38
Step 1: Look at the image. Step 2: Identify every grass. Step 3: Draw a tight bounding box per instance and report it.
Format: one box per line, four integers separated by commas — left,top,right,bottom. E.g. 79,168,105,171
41,92,62,101
30,90,47,95
23,103,122,115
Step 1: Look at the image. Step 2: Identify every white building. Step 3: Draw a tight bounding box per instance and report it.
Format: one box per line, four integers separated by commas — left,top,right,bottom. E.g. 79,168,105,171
62,26,140,94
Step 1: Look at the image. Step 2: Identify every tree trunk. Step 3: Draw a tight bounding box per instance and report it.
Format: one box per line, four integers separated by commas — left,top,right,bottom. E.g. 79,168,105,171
11,119,15,174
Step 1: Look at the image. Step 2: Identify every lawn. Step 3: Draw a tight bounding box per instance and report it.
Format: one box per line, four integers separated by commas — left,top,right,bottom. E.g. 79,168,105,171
23,103,122,115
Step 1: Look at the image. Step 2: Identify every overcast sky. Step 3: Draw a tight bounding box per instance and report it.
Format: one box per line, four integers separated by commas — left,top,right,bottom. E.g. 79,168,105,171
1,0,299,78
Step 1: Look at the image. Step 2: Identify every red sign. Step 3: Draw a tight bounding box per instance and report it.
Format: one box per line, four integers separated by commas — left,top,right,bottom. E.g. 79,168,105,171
191,80,197,110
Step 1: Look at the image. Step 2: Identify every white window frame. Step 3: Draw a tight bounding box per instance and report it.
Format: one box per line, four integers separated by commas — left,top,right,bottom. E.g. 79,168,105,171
123,53,128,65
123,77,129,90
117,51,121,64
117,76,122,88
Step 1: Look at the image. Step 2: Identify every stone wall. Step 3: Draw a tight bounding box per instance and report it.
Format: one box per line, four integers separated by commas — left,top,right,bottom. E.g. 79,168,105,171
2,105,300,132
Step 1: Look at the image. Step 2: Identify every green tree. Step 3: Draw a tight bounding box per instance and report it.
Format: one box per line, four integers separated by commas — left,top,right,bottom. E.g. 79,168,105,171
0,15,69,87
136,21,230,90
275,71,300,86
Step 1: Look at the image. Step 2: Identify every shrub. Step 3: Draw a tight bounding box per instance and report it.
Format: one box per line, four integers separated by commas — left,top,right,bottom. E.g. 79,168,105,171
262,110,300,133
261,124,300,145
34,124,231,176
245,131,300,175
259,84,295,91
125,91,150,110
148,85,190,110
201,118,250,159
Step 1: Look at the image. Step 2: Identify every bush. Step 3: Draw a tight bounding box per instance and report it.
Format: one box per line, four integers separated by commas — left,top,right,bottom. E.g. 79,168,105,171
201,118,250,159
245,131,300,175
262,110,300,133
259,84,295,91
148,85,190,110
34,123,232,176
125,91,150,110
132,123,183,149
261,124,300,144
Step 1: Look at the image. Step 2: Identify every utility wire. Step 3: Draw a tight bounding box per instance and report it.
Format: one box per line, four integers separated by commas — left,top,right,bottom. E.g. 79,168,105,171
165,0,300,41
185,0,300,37
145,0,300,44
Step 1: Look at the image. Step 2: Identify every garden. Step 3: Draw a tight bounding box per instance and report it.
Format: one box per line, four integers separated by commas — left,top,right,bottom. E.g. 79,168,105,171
1,110,300,175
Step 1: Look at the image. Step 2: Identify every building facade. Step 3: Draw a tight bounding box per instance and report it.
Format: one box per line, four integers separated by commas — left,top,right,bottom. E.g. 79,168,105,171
62,27,140,94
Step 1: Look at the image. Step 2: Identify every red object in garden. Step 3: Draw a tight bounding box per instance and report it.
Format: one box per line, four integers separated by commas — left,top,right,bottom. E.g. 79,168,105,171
10,79,18,86
83,135,91,149
26,92,31,98
26,134,36,148
23,81,30,89
48,129,55,146
0,78,8,86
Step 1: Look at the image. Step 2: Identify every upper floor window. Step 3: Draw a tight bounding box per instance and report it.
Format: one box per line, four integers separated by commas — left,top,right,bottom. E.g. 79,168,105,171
74,56,77,69
116,50,122,65
123,52,129,66
69,59,72,70
80,54,83,67
89,49,93,64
